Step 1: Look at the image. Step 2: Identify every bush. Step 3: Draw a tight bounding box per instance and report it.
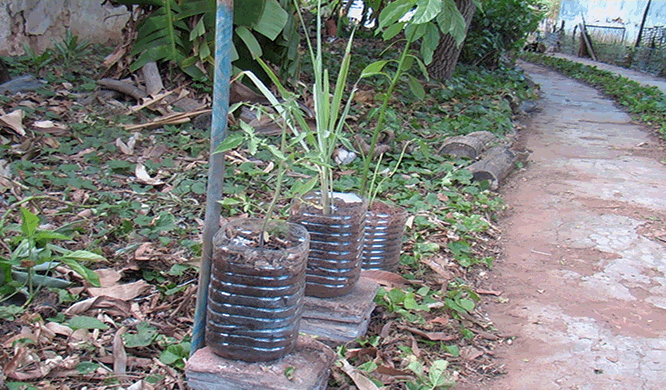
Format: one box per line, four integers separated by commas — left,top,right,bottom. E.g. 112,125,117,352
461,0,546,67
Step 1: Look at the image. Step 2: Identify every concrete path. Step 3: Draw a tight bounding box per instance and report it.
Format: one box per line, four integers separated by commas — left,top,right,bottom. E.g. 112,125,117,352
469,61,666,389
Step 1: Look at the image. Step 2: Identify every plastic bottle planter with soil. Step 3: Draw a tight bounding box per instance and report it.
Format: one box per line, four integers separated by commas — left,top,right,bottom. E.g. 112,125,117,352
289,192,367,298
206,218,310,362
362,201,408,271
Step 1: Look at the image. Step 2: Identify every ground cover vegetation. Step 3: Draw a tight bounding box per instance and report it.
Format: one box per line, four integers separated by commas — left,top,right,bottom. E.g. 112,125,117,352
0,1,546,388
521,52,666,137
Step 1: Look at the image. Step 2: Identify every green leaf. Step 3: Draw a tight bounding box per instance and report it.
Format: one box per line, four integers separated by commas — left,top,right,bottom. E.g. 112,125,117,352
378,0,415,31
33,230,71,242
407,74,426,100
361,60,389,78
68,316,109,330
63,250,105,262
123,322,159,348
411,0,443,25
266,144,286,161
429,360,454,387
459,298,475,312
253,0,288,40
189,18,206,40
76,361,100,374
382,21,406,40
447,240,471,256
407,360,424,376
234,0,266,27
405,23,427,42
6,382,40,390
20,208,40,237
437,0,467,45
12,271,72,288
420,22,441,65
60,256,101,287
290,176,318,196
213,133,244,154
236,26,263,59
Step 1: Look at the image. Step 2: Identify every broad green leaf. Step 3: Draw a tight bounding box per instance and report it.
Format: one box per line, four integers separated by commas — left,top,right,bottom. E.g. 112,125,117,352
68,316,108,330
266,144,286,161
123,322,159,348
290,177,318,196
382,21,406,40
34,230,71,242
407,74,426,100
20,208,39,237
76,361,99,374
233,0,266,27
378,0,415,31
437,0,467,45
213,133,244,154
189,18,206,40
236,26,263,59
387,288,406,304
405,23,427,43
420,22,441,65
459,298,475,312
63,250,105,262
178,0,215,20
6,382,40,390
407,360,424,376
361,60,389,78
403,296,429,311
429,360,454,387
447,240,471,256
12,271,71,288
411,0,443,25
60,257,101,287
253,0,288,40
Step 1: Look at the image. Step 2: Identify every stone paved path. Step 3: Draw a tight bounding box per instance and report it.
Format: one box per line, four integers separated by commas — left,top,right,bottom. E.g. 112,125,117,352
462,60,666,389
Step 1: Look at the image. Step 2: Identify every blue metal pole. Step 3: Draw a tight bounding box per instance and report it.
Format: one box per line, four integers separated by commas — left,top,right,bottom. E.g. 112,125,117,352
191,0,233,355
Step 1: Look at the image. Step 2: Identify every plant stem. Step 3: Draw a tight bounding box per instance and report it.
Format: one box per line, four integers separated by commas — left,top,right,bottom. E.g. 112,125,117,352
260,110,290,247
360,29,418,196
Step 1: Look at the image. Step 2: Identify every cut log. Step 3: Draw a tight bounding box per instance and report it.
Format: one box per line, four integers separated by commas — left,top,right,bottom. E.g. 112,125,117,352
466,146,529,189
438,131,498,159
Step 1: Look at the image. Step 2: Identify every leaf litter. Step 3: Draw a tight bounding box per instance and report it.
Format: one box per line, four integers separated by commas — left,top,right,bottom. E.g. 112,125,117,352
0,36,538,389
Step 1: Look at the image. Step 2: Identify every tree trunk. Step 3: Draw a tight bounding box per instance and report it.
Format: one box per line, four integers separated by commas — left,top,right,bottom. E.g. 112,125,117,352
427,0,476,80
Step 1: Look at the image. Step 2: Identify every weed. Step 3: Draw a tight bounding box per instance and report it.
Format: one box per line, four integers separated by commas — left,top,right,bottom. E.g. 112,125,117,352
0,207,103,317
51,30,92,69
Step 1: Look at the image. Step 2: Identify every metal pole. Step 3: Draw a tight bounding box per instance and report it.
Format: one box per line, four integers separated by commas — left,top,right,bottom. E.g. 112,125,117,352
636,0,652,48
191,0,233,355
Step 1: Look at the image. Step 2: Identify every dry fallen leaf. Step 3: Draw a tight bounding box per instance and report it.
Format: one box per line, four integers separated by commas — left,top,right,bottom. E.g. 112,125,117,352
114,326,128,380
361,269,409,288
135,163,164,185
338,358,380,390
87,280,152,301
421,256,454,282
460,346,484,361
0,109,26,136
65,296,132,317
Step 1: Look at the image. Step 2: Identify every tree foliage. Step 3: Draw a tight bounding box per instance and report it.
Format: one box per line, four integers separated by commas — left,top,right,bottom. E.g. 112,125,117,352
461,0,546,67
112,0,299,84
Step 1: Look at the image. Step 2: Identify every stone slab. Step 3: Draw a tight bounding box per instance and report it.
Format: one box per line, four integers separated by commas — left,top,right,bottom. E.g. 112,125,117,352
186,336,335,390
300,277,379,343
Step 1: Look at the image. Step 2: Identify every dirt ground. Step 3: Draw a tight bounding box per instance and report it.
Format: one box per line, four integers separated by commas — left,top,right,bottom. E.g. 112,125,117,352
461,61,666,389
